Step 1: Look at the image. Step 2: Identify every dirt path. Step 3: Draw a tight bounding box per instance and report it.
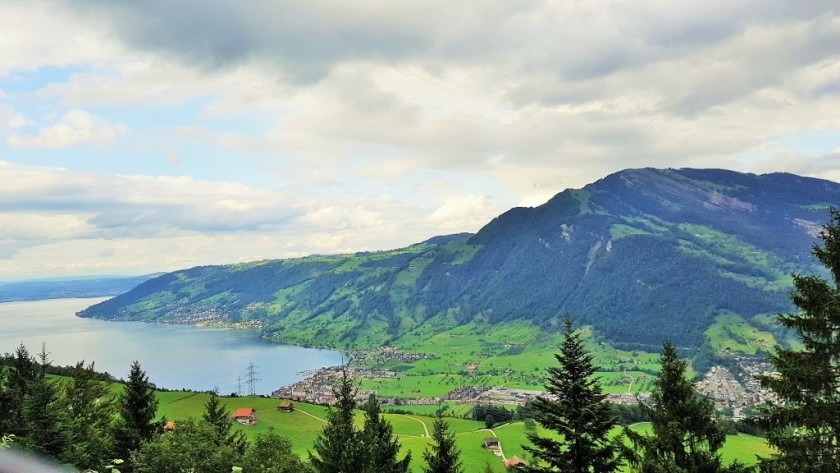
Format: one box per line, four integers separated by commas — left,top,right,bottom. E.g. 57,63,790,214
294,407,327,424
403,415,430,437
478,428,506,462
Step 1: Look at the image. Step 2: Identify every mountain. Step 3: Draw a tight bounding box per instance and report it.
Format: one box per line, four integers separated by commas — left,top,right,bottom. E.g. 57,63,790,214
78,168,838,351
0,274,161,303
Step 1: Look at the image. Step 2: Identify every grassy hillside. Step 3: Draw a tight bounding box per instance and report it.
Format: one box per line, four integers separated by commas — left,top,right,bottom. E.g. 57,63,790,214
79,169,838,355
155,391,772,472
353,322,660,399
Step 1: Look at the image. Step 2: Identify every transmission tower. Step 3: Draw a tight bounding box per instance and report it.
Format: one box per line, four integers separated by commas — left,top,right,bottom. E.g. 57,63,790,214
237,376,243,397
245,361,259,396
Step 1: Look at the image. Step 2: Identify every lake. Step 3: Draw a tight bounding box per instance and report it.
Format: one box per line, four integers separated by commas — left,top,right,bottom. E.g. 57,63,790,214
0,298,344,395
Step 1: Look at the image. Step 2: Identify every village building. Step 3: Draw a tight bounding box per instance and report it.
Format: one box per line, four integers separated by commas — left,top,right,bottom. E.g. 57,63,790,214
231,407,257,425
277,401,294,412
505,456,527,470
483,437,500,450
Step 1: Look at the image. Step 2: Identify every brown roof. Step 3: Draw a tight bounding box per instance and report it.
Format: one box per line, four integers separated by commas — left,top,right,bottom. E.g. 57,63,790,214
164,421,176,431
505,456,527,468
232,408,255,418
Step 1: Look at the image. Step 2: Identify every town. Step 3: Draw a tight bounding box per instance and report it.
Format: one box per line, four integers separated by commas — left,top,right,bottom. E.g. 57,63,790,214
273,349,779,417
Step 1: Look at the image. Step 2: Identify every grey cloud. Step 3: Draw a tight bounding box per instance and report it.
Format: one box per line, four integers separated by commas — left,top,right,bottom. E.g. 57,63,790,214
52,0,840,115
64,0,440,82
85,203,299,234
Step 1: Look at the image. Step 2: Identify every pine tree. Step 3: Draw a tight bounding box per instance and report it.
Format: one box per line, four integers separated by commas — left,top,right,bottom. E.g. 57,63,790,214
361,395,411,473
24,345,66,457
0,363,13,437
203,390,231,441
525,318,620,473
422,408,463,473
625,342,742,473
5,344,35,437
60,361,117,471
310,366,365,473
115,360,160,463
753,208,840,471
202,389,246,454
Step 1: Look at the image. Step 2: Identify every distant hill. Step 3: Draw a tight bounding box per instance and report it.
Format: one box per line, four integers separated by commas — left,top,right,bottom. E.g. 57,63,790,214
78,168,838,351
0,275,160,302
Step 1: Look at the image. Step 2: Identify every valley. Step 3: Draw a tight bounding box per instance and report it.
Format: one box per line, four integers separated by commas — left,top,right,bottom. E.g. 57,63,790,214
153,390,773,472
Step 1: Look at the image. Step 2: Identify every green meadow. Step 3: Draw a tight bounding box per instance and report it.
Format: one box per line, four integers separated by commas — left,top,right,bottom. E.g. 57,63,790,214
354,322,663,401
155,391,772,472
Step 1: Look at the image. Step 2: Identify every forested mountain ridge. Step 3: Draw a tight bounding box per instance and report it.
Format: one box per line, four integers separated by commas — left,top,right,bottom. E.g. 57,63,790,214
78,168,838,351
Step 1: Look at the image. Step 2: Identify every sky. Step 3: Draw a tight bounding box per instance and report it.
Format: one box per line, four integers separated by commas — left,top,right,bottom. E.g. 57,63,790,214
1,0,839,280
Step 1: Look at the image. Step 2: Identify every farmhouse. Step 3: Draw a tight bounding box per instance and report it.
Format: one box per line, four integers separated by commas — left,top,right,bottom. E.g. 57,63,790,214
231,407,257,425
277,401,294,412
483,437,500,449
505,456,527,470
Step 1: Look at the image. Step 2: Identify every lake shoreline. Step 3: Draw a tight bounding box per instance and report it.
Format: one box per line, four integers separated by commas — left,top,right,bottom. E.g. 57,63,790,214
0,298,345,395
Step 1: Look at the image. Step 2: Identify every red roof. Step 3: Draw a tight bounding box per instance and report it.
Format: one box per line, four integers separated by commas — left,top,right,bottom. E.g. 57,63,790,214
232,408,255,418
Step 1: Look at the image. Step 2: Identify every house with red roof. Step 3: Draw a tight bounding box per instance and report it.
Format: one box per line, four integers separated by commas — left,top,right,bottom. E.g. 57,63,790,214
231,407,257,425
505,456,527,470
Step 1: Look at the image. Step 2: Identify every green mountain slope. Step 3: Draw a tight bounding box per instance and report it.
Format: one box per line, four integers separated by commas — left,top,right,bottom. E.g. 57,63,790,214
78,168,837,351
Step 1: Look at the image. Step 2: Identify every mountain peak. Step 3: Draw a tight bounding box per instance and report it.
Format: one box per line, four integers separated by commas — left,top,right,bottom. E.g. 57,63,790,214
79,168,839,351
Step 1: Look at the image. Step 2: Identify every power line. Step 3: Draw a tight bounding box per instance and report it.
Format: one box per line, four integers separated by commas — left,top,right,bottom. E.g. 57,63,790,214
244,361,259,396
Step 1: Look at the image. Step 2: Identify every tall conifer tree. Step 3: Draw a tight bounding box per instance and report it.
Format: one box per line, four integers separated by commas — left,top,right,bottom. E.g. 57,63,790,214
202,390,230,440
422,408,463,473
24,346,66,456
6,344,35,437
753,208,840,471
361,395,411,473
61,361,117,471
310,366,365,473
202,389,246,454
625,342,743,473
525,318,620,473
115,360,160,463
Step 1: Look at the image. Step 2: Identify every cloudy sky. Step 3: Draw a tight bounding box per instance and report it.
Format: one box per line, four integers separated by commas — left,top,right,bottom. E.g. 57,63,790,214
1,0,839,280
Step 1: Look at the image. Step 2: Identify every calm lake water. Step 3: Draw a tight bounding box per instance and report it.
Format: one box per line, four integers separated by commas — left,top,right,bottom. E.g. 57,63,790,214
0,298,344,395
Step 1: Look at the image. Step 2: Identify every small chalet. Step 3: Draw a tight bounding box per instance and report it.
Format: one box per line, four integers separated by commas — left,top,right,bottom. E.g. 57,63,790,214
277,401,294,412
231,407,257,425
505,456,527,470
483,437,500,450
164,421,177,432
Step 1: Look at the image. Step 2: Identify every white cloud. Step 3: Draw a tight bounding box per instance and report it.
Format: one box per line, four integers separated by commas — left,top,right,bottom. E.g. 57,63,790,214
0,213,96,240
1,0,840,277
301,206,384,231
7,109,125,149
0,162,453,278
0,2,123,73
424,195,501,232
0,105,26,129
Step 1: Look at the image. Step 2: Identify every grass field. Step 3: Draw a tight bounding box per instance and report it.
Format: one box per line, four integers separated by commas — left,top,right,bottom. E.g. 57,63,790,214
351,321,663,402
705,312,777,356
155,391,772,472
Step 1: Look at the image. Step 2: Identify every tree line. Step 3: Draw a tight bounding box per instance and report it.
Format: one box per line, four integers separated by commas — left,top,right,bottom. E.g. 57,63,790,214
3,209,840,472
